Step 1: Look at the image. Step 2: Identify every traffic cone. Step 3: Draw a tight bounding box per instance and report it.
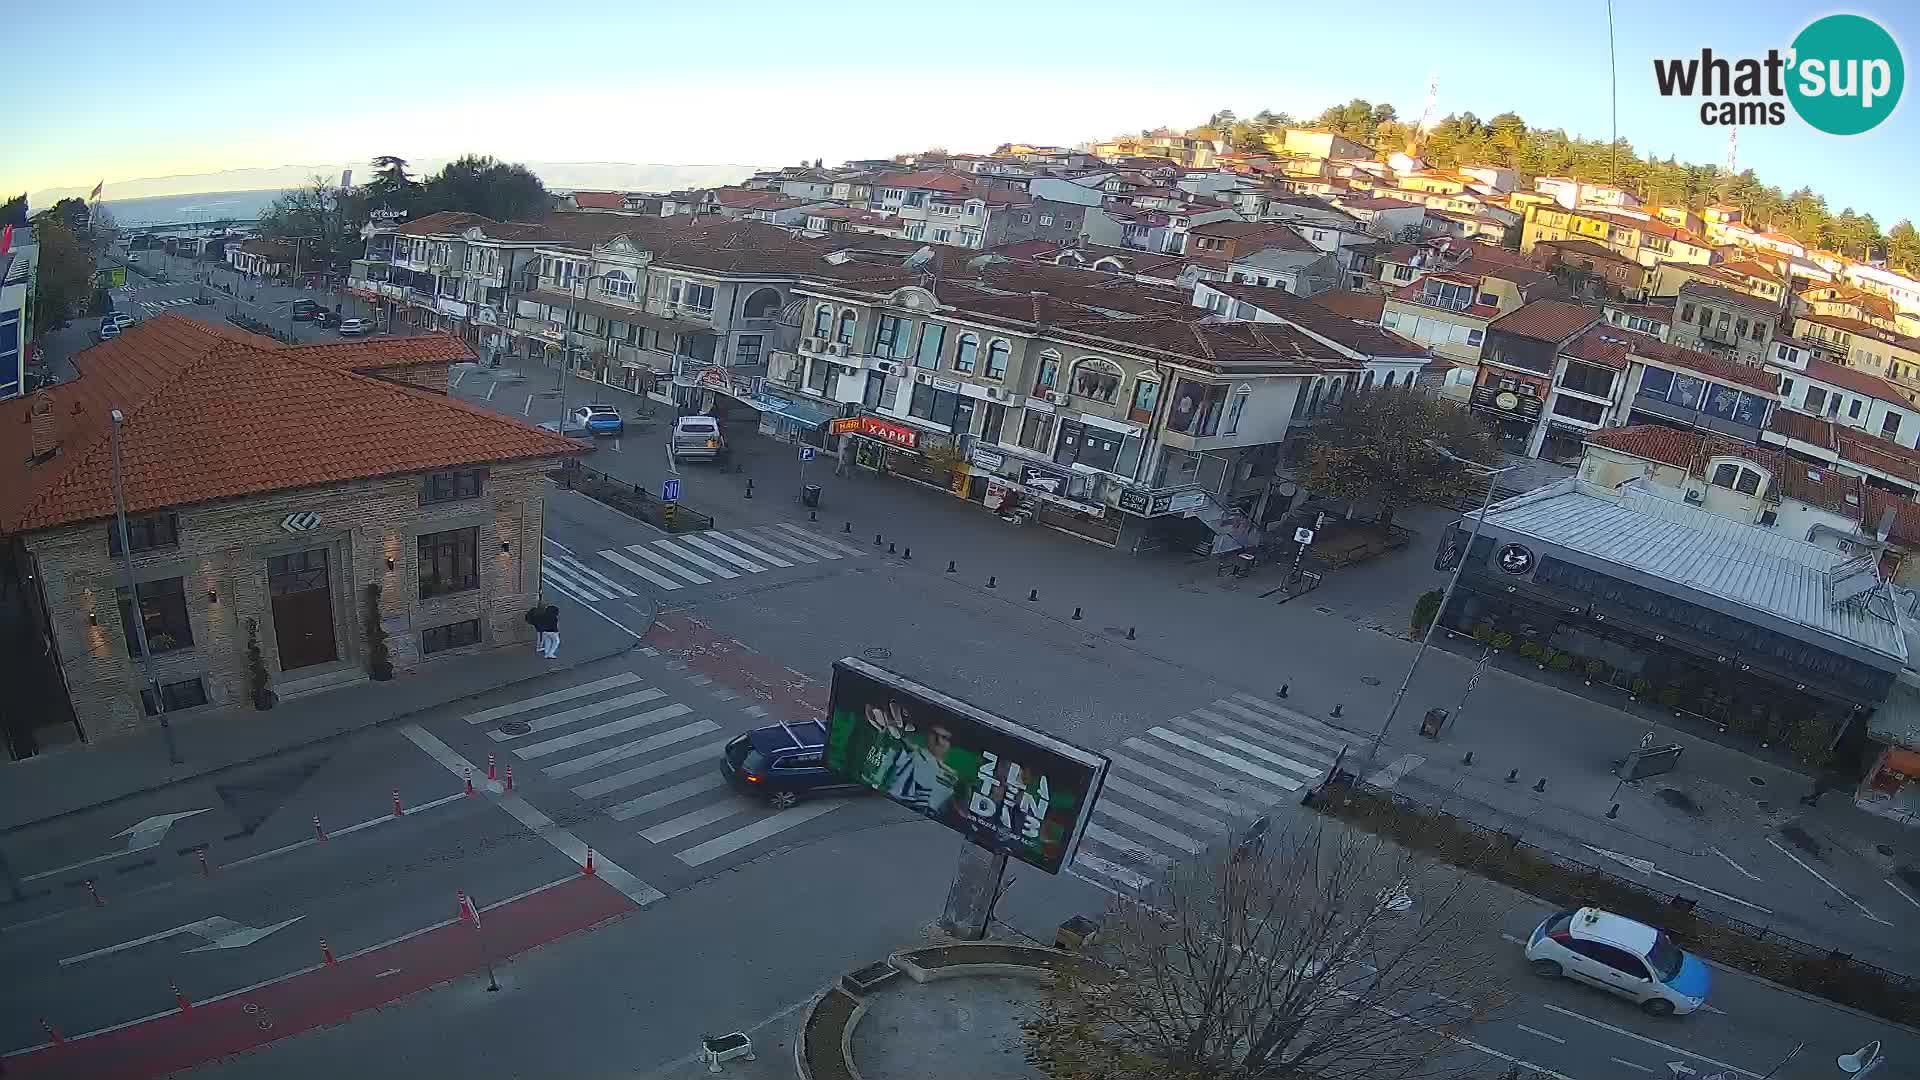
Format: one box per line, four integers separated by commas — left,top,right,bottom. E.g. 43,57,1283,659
457,890,473,923
313,816,327,842
392,788,404,817
321,938,336,967
465,768,475,797
504,765,514,792
39,1018,63,1044
583,848,597,876
171,980,192,1013
487,753,497,782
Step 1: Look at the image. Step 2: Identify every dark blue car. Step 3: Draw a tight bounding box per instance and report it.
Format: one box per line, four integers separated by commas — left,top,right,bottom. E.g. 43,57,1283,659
721,720,867,810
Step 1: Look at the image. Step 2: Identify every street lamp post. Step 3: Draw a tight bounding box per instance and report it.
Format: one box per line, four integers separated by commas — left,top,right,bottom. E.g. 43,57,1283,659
1365,448,1518,768
110,409,182,767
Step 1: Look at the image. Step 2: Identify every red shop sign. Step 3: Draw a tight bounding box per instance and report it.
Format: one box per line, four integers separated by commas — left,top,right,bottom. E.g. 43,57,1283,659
859,417,920,450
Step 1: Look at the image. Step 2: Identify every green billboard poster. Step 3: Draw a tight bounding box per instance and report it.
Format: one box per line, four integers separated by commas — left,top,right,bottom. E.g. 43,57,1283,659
823,657,1108,875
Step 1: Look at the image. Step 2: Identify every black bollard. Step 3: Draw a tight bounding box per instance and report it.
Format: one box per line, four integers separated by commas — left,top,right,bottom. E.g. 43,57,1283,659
875,533,883,547
986,576,996,588
1331,703,1343,718
946,560,956,573
1505,769,1519,783
1606,803,1620,819
1027,589,1039,601
1072,607,1083,620
1278,683,1289,698
809,510,817,521
1126,627,1136,640
844,521,853,533
1461,751,1474,766
887,541,896,554
744,484,753,499
1532,777,1547,793
902,547,911,560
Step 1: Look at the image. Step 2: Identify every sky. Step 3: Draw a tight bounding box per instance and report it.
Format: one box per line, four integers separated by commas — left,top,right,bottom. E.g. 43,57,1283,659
6,0,1915,226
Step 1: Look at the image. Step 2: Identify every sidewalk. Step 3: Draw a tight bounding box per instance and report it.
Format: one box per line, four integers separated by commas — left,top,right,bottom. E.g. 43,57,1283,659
0,609,642,835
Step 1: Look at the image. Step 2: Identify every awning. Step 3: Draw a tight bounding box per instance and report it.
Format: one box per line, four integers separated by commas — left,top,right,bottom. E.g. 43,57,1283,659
749,395,838,429
1870,674,1920,749
524,289,705,337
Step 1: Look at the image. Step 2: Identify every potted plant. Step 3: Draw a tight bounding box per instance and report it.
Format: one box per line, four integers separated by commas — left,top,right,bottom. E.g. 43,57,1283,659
1409,589,1443,640
1488,630,1514,653
365,582,394,682
1471,623,1495,647
1629,676,1651,701
1584,658,1608,685
1518,640,1543,663
1548,651,1573,672
245,618,276,710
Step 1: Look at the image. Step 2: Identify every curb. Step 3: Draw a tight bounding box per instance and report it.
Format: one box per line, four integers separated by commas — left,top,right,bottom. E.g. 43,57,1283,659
0,635,647,838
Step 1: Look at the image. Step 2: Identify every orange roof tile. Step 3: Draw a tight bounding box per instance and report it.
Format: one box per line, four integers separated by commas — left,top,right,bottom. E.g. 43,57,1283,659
1488,300,1600,343
1584,425,1707,470
1802,357,1907,402
0,316,583,536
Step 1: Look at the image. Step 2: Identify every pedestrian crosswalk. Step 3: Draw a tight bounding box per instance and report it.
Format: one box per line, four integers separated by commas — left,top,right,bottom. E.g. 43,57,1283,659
540,524,867,604
1069,692,1362,893
462,671,845,868
137,297,197,315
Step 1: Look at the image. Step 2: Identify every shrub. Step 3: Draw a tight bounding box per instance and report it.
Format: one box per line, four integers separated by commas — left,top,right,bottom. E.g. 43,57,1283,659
1488,631,1514,652
1630,677,1652,698
1518,640,1542,660
1471,623,1495,645
1549,651,1574,672
1585,658,1609,680
1788,718,1835,768
1410,589,1444,638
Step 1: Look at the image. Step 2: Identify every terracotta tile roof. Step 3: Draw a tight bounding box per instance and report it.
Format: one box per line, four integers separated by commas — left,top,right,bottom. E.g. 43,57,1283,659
712,188,805,211
991,239,1065,261
1863,486,1920,545
570,191,626,209
1800,313,1920,352
1765,408,1840,451
1836,428,1920,486
0,315,583,536
283,335,473,372
1780,462,1865,519
1488,299,1601,343
1631,336,1778,393
1312,289,1385,322
1052,245,1190,278
1560,326,1648,370
237,239,295,258
395,211,495,238
1678,280,1779,318
1584,425,1711,470
1188,220,1308,250
1604,301,1674,324
1534,237,1641,267
1802,357,1906,402
1199,281,1423,356
1722,257,1785,283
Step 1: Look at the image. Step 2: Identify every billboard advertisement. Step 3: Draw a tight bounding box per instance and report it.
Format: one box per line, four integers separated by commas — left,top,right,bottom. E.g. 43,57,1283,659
823,658,1107,875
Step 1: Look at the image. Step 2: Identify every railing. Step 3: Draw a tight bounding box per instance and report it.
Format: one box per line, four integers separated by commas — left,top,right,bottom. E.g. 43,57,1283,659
549,462,713,534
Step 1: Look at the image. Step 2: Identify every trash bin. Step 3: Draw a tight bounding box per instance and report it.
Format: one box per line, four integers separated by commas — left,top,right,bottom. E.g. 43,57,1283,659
1418,708,1448,739
801,484,822,508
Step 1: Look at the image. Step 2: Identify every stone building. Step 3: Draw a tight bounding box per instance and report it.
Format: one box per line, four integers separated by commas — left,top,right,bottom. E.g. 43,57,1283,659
0,315,582,757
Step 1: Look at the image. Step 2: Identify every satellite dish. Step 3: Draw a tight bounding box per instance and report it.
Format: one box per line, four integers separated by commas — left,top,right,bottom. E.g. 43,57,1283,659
901,245,936,272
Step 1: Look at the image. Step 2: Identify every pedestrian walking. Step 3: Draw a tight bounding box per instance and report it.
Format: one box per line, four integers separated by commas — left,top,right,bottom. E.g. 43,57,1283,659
524,604,560,658
834,437,852,478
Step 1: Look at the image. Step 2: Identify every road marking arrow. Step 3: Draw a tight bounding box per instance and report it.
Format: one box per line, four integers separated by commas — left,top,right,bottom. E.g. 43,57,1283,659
23,808,212,882
1582,845,1772,915
59,915,303,965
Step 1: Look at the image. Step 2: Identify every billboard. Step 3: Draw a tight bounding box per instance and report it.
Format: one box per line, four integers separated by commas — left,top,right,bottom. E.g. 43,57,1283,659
824,658,1107,875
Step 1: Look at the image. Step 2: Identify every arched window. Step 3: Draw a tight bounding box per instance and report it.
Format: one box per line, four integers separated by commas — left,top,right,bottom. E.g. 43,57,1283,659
985,339,1011,380
742,287,782,319
1306,378,1325,415
599,269,635,300
812,305,833,337
954,333,979,374
1093,257,1125,272
1383,371,1398,388
1069,357,1123,403
836,310,857,344
1034,350,1061,392
1364,370,1378,391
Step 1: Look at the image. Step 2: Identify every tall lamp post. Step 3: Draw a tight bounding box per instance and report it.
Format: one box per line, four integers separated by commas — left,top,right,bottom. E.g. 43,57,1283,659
110,409,182,767
1365,446,1520,768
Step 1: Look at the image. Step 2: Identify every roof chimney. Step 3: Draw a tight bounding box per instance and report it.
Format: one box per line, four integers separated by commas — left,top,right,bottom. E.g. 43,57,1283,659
28,393,57,460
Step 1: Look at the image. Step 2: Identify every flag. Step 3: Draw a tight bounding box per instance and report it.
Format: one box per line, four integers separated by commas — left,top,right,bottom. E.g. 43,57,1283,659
90,180,103,201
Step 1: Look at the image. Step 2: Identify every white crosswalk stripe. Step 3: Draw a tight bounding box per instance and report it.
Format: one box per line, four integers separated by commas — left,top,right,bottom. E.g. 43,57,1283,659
650,538,740,579
568,525,884,600
729,527,821,563
547,552,637,598
460,672,850,869
542,557,615,602
599,549,685,591
1071,694,1366,895
618,544,712,584
700,531,793,567
775,522,867,557
678,533,766,572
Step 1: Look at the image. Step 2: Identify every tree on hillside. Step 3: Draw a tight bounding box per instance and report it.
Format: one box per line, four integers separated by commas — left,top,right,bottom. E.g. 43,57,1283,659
24,218,93,328
1888,221,1920,276
1300,390,1500,526
1,194,26,228
258,176,367,265
1023,818,1506,1080
420,155,548,222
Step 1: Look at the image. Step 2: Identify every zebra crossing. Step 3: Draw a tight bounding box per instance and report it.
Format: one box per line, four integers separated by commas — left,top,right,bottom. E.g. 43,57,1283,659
462,671,844,868
1070,692,1364,893
540,523,868,604
137,297,197,315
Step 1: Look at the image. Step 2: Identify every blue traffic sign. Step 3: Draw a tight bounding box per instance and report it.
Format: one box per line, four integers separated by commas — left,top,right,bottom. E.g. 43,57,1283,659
662,478,681,503
799,447,816,462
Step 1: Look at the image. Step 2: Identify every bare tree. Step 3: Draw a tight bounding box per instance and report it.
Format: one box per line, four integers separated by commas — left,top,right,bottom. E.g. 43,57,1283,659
1025,818,1508,1080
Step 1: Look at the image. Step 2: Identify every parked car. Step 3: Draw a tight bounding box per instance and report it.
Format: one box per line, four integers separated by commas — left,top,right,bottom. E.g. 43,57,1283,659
537,418,595,443
1524,907,1709,1016
571,404,624,435
671,414,728,462
96,321,120,342
336,318,370,336
312,309,342,329
109,313,137,329
720,720,868,810
289,299,319,321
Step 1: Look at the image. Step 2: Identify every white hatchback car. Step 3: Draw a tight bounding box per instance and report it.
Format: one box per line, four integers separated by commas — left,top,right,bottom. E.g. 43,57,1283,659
1525,907,1710,1016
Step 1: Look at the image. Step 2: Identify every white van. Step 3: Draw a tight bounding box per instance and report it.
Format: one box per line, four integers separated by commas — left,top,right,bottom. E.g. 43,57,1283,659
671,415,728,463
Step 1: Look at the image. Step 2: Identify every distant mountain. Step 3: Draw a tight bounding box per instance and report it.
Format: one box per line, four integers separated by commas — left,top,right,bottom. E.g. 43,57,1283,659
27,160,767,212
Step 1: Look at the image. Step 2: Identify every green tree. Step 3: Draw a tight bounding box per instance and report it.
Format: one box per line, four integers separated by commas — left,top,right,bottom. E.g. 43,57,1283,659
1,194,26,228
1888,220,1920,275
258,176,368,264
420,155,549,223
24,218,93,329
1300,389,1499,526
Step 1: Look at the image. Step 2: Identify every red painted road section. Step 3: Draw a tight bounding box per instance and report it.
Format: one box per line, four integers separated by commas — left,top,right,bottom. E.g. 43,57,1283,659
9,875,635,1079
647,616,827,718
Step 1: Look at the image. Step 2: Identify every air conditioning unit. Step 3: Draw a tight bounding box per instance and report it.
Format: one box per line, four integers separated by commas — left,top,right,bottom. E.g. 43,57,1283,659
802,336,823,352
1683,488,1704,504
831,342,851,357
1046,391,1070,406
985,387,1006,401
871,359,902,377
915,371,934,385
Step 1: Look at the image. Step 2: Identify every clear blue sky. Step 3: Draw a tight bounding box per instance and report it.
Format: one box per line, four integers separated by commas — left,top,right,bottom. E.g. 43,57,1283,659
5,0,1913,226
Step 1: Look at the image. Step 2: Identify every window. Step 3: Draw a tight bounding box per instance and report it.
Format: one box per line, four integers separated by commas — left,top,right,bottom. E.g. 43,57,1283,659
421,469,484,505
1039,214,1053,226
982,402,1007,443
1708,459,1764,495
1224,389,1249,434
933,228,952,243
1558,362,1614,397
1775,343,1796,364
1069,358,1122,403
734,334,763,367
914,323,947,370
1478,292,1498,307
1018,411,1054,453
422,618,482,655
908,382,959,426
1129,378,1160,423
1020,213,1032,224
679,282,716,314
1550,395,1605,424
985,339,1010,380
812,305,832,337
141,677,208,716
837,310,858,345
419,527,480,598
1420,279,1474,311
108,512,180,555
1381,309,1400,328
1680,303,1696,322
1781,377,1794,397
600,270,636,300
1390,264,1415,281
1034,352,1060,393
1750,319,1766,340
1884,413,1903,440
1849,399,1864,420
1735,318,1749,339
953,334,978,374
1804,386,1828,414
1466,328,1484,346
116,576,193,657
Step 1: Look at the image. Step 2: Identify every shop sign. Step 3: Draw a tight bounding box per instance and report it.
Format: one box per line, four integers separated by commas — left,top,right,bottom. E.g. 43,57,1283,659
932,378,961,392
823,658,1109,876
830,417,863,436
859,416,920,450
473,306,498,326
1021,464,1068,496
970,448,1005,471
1165,490,1208,515
1117,488,1150,515
698,367,730,389
1497,543,1536,575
